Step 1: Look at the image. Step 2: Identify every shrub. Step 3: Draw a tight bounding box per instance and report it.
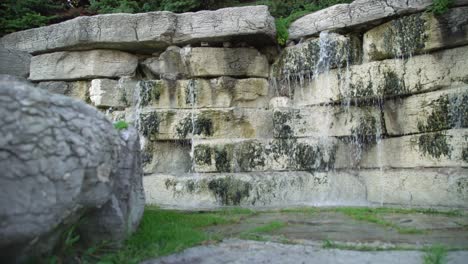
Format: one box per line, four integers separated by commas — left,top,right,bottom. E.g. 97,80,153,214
428,0,453,15
114,120,129,130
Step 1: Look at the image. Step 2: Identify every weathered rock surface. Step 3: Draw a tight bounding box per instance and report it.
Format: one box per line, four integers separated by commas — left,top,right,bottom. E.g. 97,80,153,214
139,108,274,140
293,45,468,106
360,129,468,168
384,87,468,136
142,141,192,175
38,81,90,101
141,46,189,80
361,168,468,208
29,50,138,81
192,138,356,173
123,77,270,109
0,48,31,78
79,127,145,245
144,172,367,208
273,106,382,138
0,77,121,260
271,33,361,80
90,79,126,108
0,6,276,55
288,0,468,40
364,7,468,61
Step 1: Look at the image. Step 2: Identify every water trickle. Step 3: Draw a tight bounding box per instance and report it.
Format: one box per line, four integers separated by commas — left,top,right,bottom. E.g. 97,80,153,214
187,79,198,174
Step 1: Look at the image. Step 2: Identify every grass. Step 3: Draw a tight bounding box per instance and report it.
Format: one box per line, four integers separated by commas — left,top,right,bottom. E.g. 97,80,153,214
113,120,129,131
239,221,287,241
423,245,448,264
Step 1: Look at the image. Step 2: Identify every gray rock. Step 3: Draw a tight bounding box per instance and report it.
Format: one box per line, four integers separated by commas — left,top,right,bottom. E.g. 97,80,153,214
0,6,276,55
141,46,189,80
29,50,138,81
0,48,31,78
288,0,468,40
0,77,121,261
79,127,145,245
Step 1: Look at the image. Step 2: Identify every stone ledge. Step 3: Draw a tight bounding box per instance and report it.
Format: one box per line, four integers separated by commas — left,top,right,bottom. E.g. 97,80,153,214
288,0,468,41
363,6,468,61
0,6,276,55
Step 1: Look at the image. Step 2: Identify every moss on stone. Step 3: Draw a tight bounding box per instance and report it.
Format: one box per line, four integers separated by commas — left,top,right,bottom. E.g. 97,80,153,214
186,180,196,193
349,80,375,99
215,147,232,173
417,93,468,132
382,71,407,97
238,141,266,171
462,147,468,163
417,132,452,159
273,111,294,138
351,114,378,145
294,143,337,172
194,145,212,166
208,176,252,206
176,115,214,139
152,81,163,101
139,80,155,107
140,112,160,137
165,179,177,190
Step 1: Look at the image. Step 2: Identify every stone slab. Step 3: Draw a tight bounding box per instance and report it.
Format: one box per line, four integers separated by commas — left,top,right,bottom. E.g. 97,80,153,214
384,87,468,136
29,50,138,81
360,129,468,169
37,81,90,102
0,6,276,54
138,108,274,140
364,7,468,61
292,45,468,106
142,141,192,175
143,171,367,208
288,0,468,40
360,168,468,208
89,79,126,108
0,48,31,78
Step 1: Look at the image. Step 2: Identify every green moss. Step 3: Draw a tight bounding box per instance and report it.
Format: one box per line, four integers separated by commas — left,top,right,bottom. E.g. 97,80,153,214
165,179,177,190
294,143,337,171
215,147,232,173
152,81,163,101
417,93,468,132
417,132,452,159
140,112,160,137
382,71,407,97
194,145,212,166
349,80,375,99
423,244,448,264
139,81,154,107
463,147,468,162
351,114,378,145
238,141,266,171
273,111,294,138
208,176,252,206
186,180,196,193
456,178,468,196
176,115,214,139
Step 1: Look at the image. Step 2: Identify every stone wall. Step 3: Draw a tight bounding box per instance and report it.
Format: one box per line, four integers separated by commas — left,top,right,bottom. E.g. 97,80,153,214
1,1,467,209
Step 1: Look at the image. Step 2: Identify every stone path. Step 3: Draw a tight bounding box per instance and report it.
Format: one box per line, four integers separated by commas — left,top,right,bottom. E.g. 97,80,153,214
143,209,468,263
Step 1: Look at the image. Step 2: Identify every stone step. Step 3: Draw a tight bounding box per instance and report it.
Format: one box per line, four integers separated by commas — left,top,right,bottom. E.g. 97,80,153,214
142,47,269,78
29,50,138,81
139,108,274,140
360,129,468,168
384,87,468,136
0,6,276,54
292,45,468,106
360,168,468,208
273,106,382,138
271,33,361,81
288,0,468,40
363,7,468,61
192,138,356,173
121,77,270,109
143,172,368,209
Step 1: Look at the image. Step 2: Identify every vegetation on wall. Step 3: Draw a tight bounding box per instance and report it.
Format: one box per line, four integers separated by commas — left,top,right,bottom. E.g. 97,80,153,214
429,0,454,15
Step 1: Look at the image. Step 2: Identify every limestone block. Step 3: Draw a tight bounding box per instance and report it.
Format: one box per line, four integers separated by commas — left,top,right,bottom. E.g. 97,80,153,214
360,168,468,208
384,87,468,136
288,0,468,40
187,48,269,78
125,77,270,109
37,81,90,102
360,129,468,169
89,79,126,108
29,50,138,81
273,106,382,138
0,48,31,78
192,138,356,173
0,6,276,54
364,7,468,61
138,108,274,140
293,45,468,106
141,46,188,80
143,172,368,209
142,141,192,175
271,33,361,80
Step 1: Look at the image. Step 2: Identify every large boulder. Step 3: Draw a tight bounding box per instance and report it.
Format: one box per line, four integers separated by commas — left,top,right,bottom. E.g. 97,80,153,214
288,0,468,40
0,6,276,55
0,48,31,78
0,76,143,261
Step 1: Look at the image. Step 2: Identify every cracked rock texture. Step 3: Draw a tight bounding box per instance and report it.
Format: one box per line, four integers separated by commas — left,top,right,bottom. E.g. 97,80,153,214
0,6,276,55
288,0,468,40
0,48,31,78
0,76,142,261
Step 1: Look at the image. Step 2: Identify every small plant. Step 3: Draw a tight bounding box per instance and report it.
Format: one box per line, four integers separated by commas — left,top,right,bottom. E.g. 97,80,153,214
423,245,448,264
114,120,129,131
428,0,453,15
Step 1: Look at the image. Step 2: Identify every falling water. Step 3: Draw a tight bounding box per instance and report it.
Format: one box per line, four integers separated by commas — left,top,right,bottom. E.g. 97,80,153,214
187,79,197,173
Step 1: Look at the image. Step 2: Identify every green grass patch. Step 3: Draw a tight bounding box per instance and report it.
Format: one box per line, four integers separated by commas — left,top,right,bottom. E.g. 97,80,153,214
239,221,286,241
423,245,448,264
279,207,317,214
113,120,129,131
